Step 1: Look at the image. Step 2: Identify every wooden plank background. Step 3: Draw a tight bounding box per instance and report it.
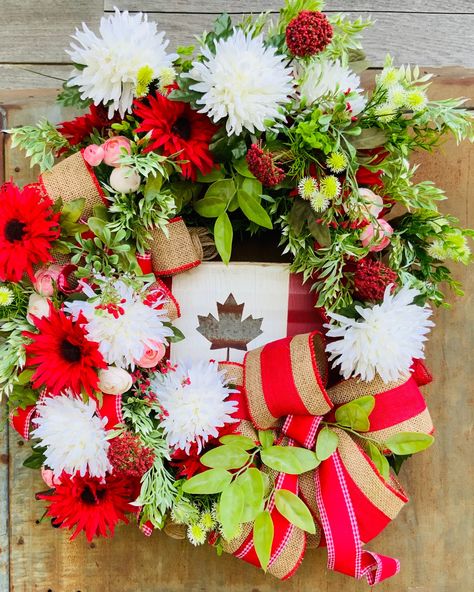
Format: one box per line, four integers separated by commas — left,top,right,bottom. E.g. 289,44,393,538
0,1,473,591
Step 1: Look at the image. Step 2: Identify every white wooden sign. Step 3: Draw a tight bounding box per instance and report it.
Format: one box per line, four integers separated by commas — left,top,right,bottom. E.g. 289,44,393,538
169,262,323,364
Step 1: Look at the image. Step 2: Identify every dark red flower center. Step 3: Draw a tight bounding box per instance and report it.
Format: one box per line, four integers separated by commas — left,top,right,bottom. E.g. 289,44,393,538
60,339,82,363
81,485,106,505
4,218,26,242
171,116,191,140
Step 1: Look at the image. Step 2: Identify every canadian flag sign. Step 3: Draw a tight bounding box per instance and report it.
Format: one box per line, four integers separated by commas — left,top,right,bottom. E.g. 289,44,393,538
169,262,326,364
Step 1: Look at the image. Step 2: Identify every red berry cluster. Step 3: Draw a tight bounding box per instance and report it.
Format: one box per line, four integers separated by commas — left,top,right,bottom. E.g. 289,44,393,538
95,299,126,318
353,258,398,302
286,11,333,58
246,144,285,187
108,431,155,479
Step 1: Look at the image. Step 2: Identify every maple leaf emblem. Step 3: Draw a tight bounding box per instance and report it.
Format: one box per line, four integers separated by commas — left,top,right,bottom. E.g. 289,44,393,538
197,293,263,361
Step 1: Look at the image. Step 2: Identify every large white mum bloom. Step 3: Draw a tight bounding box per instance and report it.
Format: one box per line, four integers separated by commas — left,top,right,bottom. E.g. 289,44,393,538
67,9,177,117
152,361,238,453
189,30,293,135
299,59,367,115
32,394,111,478
65,280,172,370
325,286,434,382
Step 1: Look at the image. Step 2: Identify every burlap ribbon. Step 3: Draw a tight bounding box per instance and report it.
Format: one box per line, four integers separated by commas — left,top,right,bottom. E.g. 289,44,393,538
218,332,433,584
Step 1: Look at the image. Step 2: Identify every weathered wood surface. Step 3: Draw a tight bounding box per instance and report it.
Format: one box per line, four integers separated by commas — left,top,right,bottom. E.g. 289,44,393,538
0,70,473,591
0,0,473,72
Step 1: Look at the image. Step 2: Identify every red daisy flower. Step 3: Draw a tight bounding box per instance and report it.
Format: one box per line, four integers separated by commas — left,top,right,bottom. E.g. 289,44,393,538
0,182,60,283
24,305,106,396
58,104,119,147
38,473,138,541
133,92,218,180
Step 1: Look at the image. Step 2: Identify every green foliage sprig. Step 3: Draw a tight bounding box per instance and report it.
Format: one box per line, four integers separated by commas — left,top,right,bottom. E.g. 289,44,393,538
8,120,68,171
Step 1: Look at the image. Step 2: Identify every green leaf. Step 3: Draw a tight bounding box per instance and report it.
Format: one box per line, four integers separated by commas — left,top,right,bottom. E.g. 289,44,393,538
236,468,265,522
253,511,274,572
307,218,331,246
237,190,273,229
260,446,320,475
167,326,185,344
219,434,257,450
16,369,35,386
200,445,250,470
182,468,232,494
367,442,390,480
335,396,375,432
315,427,339,461
144,174,163,198
214,212,233,264
61,198,85,223
194,196,228,218
197,168,225,183
219,482,245,541
274,489,315,534
385,432,434,455
258,430,274,449
205,178,236,203
352,128,388,150
234,158,255,178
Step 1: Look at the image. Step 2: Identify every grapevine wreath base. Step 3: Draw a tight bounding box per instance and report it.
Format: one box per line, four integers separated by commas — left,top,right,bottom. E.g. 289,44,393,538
2,0,473,587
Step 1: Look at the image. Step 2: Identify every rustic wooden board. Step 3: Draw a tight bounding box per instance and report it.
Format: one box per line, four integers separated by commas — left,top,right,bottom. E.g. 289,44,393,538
0,2,473,68
0,425,9,592
1,72,473,592
106,1,474,13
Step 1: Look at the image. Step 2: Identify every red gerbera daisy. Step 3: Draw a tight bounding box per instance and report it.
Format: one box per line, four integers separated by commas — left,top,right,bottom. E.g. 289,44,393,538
38,473,137,541
0,182,60,283
58,104,119,147
133,92,218,180
24,305,106,396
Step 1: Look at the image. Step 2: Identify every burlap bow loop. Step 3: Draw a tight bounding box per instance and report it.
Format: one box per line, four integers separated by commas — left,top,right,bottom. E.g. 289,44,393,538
219,331,434,584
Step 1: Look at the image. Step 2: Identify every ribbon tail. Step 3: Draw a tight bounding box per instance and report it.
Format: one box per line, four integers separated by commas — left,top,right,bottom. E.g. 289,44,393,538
315,449,400,585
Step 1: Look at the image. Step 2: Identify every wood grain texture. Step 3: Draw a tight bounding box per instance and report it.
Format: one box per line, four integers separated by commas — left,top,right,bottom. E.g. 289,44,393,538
1,71,473,592
0,3,473,68
0,425,9,592
106,0,474,13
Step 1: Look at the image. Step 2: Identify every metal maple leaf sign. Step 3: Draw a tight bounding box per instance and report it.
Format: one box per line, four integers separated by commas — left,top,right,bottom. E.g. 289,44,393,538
197,293,263,361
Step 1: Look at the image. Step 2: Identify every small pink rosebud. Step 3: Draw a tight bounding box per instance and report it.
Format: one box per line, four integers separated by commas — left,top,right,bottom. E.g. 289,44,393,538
135,341,167,369
83,144,105,167
33,264,63,297
26,294,50,324
360,219,393,252
102,136,131,167
358,188,384,219
41,466,61,488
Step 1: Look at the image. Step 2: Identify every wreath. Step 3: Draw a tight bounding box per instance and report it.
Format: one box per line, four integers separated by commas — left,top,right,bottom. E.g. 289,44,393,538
2,1,473,585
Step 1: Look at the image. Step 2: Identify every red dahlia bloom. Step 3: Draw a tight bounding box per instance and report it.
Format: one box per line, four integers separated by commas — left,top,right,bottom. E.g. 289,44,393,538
286,11,333,57
246,143,286,187
133,92,217,180
0,182,60,283
24,305,106,396
38,473,137,541
108,432,155,479
353,258,398,302
58,104,119,147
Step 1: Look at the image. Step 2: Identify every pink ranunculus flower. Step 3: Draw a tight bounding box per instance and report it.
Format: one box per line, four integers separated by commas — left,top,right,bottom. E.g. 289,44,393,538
26,293,50,324
102,136,132,167
41,466,61,488
34,264,63,297
83,144,105,167
360,219,394,252
358,188,384,219
136,341,167,369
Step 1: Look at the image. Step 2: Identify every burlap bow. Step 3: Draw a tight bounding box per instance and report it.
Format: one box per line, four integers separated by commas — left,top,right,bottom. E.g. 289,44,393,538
218,331,433,584
34,151,206,318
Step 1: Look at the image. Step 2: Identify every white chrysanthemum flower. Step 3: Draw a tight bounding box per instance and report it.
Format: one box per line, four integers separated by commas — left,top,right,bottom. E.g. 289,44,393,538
65,280,172,369
67,9,177,117
299,59,367,115
405,89,428,112
325,285,434,383
152,361,238,453
32,394,111,478
188,29,293,135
